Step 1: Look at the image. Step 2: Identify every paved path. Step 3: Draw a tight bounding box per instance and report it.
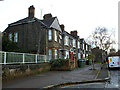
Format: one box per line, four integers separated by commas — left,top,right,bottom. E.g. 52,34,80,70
97,63,108,79
61,65,120,89
3,63,101,88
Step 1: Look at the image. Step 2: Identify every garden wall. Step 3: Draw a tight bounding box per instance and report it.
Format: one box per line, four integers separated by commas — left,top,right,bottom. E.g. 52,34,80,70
2,63,51,83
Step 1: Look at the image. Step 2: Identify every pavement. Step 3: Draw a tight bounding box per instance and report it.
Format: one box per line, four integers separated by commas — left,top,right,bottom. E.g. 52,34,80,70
96,63,110,79
2,63,110,89
45,63,110,88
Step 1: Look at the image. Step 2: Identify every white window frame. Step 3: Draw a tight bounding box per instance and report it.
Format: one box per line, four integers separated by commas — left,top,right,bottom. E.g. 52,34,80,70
48,49,52,60
59,34,62,39
83,54,85,58
64,50,69,59
55,30,57,42
59,51,62,58
73,39,76,47
78,53,81,59
55,49,57,59
86,45,88,51
78,41,80,48
59,34,62,44
48,29,52,40
64,36,69,45
86,54,88,57
14,32,18,43
9,33,12,41
83,43,84,49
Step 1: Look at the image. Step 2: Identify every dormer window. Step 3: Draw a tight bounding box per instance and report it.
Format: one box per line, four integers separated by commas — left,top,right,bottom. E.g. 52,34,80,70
48,29,52,40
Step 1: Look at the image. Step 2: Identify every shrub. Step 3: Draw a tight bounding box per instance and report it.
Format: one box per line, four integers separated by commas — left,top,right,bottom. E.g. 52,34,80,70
49,58,69,68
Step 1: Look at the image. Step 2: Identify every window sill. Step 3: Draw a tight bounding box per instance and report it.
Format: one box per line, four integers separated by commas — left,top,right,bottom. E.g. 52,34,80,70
73,46,76,48
48,40,52,42
64,44,69,46
54,40,58,42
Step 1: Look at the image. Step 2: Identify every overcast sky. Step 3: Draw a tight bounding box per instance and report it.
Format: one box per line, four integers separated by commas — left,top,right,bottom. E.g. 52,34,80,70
0,0,119,41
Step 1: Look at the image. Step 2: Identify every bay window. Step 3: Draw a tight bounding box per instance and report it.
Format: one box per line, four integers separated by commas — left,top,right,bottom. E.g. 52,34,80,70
64,50,69,59
78,53,81,59
59,51,62,58
55,49,57,59
48,49,52,60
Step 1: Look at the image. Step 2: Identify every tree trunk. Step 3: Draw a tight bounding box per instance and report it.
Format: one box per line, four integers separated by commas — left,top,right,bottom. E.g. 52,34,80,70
92,59,95,69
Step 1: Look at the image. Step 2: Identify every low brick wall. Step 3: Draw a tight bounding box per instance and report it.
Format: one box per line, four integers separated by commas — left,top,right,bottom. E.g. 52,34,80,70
50,59,77,71
2,63,51,83
69,58,78,69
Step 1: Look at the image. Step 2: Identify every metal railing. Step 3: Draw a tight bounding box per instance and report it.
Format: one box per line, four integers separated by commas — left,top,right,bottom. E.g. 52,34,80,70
0,51,49,64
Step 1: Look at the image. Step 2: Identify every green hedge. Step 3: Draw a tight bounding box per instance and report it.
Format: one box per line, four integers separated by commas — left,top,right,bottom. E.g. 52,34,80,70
49,58,69,68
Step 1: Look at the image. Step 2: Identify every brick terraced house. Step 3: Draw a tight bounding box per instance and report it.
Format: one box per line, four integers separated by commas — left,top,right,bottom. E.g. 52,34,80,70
2,5,91,63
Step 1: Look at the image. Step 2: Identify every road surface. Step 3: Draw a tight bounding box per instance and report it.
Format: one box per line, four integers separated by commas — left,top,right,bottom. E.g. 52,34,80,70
61,69,120,89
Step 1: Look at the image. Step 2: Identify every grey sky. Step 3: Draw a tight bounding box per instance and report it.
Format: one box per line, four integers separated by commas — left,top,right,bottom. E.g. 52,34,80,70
0,0,118,40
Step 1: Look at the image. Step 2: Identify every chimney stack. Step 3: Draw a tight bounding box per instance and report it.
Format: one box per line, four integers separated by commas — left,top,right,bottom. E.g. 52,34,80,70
43,13,52,19
70,30,78,36
60,24,65,32
28,5,35,18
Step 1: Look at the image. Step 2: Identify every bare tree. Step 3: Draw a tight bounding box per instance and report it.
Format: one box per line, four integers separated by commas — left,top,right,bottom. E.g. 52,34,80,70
86,26,116,63
87,26,115,52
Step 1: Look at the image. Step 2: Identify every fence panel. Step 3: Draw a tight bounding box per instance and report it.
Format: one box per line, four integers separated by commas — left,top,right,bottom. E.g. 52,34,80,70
0,51,49,64
6,52,23,64
37,55,45,63
45,56,50,62
24,53,36,63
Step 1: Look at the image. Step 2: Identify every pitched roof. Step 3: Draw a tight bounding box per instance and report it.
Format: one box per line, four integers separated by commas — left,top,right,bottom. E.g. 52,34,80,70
41,17,56,27
9,17,34,26
9,17,46,27
80,38,85,43
63,31,76,39
8,16,62,32
41,17,61,31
